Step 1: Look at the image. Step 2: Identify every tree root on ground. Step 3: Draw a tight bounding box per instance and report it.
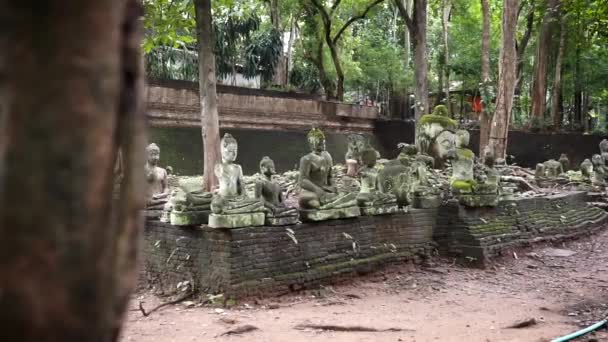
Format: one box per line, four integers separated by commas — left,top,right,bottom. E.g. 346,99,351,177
220,325,259,336
294,324,413,332
138,291,194,317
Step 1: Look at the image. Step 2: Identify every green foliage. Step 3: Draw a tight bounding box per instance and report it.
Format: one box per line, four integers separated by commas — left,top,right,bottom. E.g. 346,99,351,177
418,114,458,128
432,105,449,116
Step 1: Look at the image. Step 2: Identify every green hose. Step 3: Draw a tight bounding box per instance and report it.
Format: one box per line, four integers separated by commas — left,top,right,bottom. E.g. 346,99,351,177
551,319,607,342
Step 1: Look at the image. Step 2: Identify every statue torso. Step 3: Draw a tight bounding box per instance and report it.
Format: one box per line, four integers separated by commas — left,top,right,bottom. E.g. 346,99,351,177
304,151,333,186
216,162,242,198
146,164,167,198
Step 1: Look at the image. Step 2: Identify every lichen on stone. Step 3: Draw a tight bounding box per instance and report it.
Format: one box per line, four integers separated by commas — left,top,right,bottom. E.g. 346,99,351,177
418,114,457,129
451,179,478,193
432,105,449,117
307,127,325,141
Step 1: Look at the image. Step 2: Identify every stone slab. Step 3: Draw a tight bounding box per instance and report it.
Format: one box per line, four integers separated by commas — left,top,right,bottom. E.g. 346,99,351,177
299,206,361,222
265,215,299,226
170,210,210,226
143,210,163,218
360,205,400,216
412,196,441,209
457,194,499,207
208,212,265,228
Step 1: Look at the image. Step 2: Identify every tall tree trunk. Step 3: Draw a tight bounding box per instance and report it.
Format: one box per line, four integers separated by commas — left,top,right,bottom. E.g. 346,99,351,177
403,0,412,66
489,0,520,159
441,0,452,115
574,42,582,128
269,0,287,86
530,0,559,124
551,16,566,130
327,42,345,101
0,0,145,340
194,0,221,191
514,1,535,97
286,17,297,82
479,0,492,156
413,0,429,119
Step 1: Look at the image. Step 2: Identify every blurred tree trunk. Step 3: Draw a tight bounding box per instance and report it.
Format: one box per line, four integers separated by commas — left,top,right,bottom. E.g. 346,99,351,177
489,0,519,159
269,0,287,86
551,15,566,130
0,0,145,340
441,0,452,115
479,0,491,156
194,0,221,191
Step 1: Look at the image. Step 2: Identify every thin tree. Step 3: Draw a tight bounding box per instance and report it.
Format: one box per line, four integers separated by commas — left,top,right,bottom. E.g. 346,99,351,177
479,0,492,155
0,0,145,340
194,0,221,191
551,12,566,129
309,0,386,101
395,0,429,119
489,0,520,159
530,0,559,125
441,0,452,115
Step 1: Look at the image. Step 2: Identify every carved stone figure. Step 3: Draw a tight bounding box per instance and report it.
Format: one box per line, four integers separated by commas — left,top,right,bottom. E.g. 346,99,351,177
580,159,593,180
209,133,265,228
559,153,570,172
591,154,607,185
255,156,299,225
145,143,170,215
298,128,360,221
168,186,213,226
543,159,564,178
356,149,399,215
415,105,458,168
600,139,608,164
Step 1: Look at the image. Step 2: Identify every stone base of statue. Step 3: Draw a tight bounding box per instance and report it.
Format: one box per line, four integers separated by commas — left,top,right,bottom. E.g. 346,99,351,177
457,194,499,207
299,206,361,222
208,212,265,229
265,215,299,226
360,204,399,216
143,209,163,219
412,195,441,209
170,210,210,226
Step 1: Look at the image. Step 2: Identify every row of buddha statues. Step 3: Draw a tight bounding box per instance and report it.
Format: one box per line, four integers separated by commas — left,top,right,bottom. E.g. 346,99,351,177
145,119,503,229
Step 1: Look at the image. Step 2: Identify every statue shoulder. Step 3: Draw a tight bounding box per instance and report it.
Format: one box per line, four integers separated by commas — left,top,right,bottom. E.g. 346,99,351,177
322,151,333,164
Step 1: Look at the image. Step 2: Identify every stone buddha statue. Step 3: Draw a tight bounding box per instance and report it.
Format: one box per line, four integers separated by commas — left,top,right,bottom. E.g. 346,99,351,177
591,154,607,185
145,143,170,214
580,159,593,180
255,156,299,225
357,149,398,215
449,130,475,187
298,128,360,221
208,133,265,228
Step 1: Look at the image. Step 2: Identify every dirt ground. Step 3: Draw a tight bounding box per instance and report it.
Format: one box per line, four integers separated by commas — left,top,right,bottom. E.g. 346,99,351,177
121,230,608,342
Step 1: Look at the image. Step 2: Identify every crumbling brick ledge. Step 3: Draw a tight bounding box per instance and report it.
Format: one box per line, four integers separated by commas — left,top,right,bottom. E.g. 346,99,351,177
142,192,607,297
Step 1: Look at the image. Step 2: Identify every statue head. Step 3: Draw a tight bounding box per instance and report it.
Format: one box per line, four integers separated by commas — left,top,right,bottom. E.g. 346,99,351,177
147,143,160,166
260,156,276,177
600,139,608,153
361,149,378,168
592,154,604,167
221,133,238,163
483,146,495,168
455,130,470,148
307,127,326,153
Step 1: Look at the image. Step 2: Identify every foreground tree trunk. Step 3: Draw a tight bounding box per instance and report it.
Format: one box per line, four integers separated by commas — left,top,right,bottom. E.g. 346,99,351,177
0,0,145,340
551,16,566,130
489,0,520,159
530,0,559,124
194,0,221,191
479,0,492,156
395,0,429,119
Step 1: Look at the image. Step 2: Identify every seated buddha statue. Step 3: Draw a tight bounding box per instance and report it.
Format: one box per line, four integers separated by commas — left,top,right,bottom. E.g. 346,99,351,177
255,156,299,225
356,149,398,215
145,143,170,214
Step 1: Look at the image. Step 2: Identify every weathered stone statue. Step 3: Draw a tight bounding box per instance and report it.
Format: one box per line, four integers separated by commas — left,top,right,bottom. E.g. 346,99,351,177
209,133,265,228
145,143,170,216
168,186,213,226
600,139,608,164
581,159,594,180
415,105,458,168
391,143,440,208
543,159,564,178
356,149,399,215
559,153,570,172
255,156,299,225
450,130,475,184
591,154,607,185
298,128,360,221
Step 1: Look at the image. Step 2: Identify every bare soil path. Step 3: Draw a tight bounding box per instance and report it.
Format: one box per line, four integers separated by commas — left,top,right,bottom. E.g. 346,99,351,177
121,231,608,342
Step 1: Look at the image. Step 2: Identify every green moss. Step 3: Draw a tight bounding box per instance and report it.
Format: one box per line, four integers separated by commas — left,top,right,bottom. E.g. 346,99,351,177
418,114,457,129
457,148,475,160
307,127,325,141
451,179,478,192
432,105,449,117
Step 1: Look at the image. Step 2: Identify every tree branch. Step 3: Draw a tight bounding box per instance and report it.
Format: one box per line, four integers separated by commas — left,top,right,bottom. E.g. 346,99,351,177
333,0,386,44
330,0,342,15
393,0,414,33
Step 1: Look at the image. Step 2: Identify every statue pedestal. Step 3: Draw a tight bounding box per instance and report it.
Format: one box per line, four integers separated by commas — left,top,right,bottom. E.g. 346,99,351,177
208,212,265,228
170,210,210,226
299,206,361,222
412,195,441,209
265,215,299,226
360,204,399,216
457,194,499,207
143,209,163,219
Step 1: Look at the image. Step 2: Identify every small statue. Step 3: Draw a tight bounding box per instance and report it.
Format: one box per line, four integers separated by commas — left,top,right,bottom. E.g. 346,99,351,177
449,130,475,186
415,105,458,168
543,159,564,178
600,139,608,164
535,163,546,179
591,154,607,185
559,153,570,172
209,133,265,228
168,186,213,226
255,156,299,225
356,149,398,215
298,128,360,221
580,159,593,180
145,143,170,214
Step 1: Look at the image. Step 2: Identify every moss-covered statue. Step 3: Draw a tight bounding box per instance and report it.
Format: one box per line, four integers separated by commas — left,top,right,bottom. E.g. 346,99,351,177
298,128,360,221
600,139,608,165
145,143,171,216
415,105,458,168
209,133,265,228
356,149,399,215
580,159,593,181
591,154,607,186
255,156,299,225
165,186,213,226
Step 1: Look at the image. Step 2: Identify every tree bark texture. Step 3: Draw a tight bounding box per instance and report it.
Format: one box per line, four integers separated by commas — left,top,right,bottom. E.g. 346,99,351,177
395,0,429,119
489,0,520,159
551,16,566,130
194,0,221,191
530,0,559,122
441,0,452,115
269,0,287,86
479,0,491,156
402,0,413,66
0,0,145,341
